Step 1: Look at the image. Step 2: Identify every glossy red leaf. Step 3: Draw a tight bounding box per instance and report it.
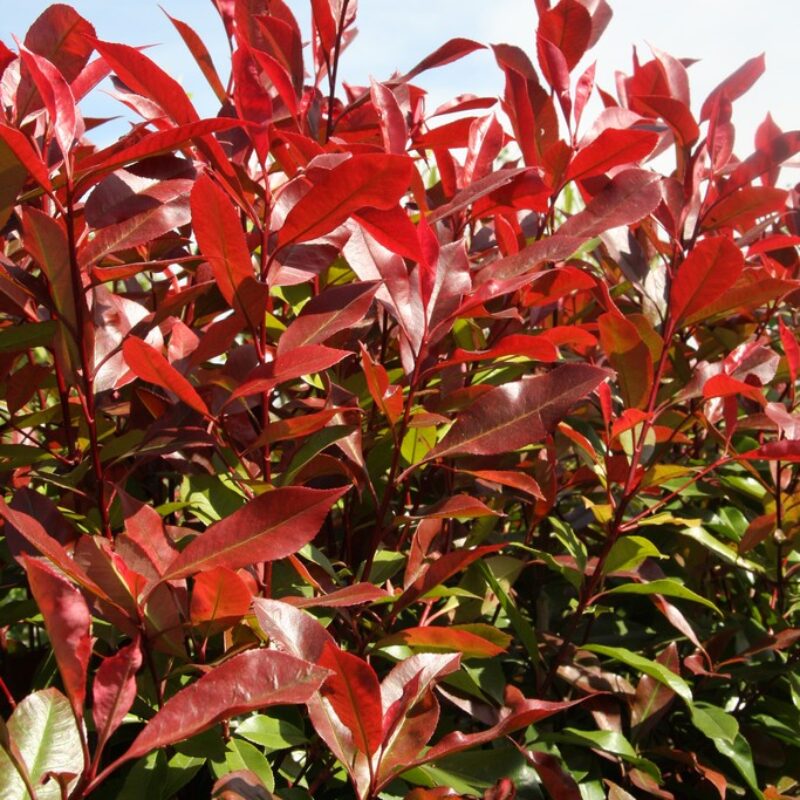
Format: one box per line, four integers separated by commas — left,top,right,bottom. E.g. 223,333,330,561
122,337,210,417
250,46,299,117
779,318,800,388
78,119,242,179
559,169,663,238
379,626,508,659
370,80,408,155
318,641,384,757
703,374,765,405
23,556,91,719
740,440,800,462
92,39,199,126
474,235,586,284
669,236,745,324
598,312,653,409
410,495,502,520
279,281,380,354
631,95,699,146
464,114,505,183
524,750,582,799
702,186,787,232
124,649,330,761
278,154,413,247
283,583,390,609
0,124,52,192
396,544,503,615
403,38,485,81
0,499,108,601
567,128,658,182
700,54,766,122
355,205,426,263
416,686,587,764
164,10,227,103
18,43,78,160
253,598,335,662
421,364,610,462
162,486,348,580
462,469,545,500
538,0,592,71
361,343,404,425
229,345,352,401
23,208,77,336
190,566,253,631
80,184,192,265
92,640,142,747
16,4,94,120
191,174,254,307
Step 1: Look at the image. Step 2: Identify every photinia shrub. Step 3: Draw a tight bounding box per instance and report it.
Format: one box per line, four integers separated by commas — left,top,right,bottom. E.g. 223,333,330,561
0,1,798,798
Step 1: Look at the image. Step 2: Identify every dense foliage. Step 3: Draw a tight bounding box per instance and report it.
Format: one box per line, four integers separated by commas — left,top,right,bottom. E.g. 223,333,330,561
0,1,799,798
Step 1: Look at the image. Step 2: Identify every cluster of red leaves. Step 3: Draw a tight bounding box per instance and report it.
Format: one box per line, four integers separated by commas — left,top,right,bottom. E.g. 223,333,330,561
0,1,799,799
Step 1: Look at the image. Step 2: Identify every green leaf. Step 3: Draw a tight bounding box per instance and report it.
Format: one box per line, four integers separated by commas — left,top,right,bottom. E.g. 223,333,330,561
161,751,205,799
118,751,168,800
210,737,275,792
583,644,692,702
236,713,307,751
602,536,663,575
600,579,721,614
714,733,764,799
478,560,540,669
401,425,437,465
0,689,85,800
690,702,738,743
0,321,58,353
680,526,764,573
689,703,763,798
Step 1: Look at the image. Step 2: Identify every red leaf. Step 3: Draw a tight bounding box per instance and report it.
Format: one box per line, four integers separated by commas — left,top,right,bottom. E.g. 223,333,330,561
77,119,242,180
598,312,653,409
361,343,404,425
703,374,765,405
92,39,199,125
355,205,426,263
464,114,505,183
780,319,800,387
318,641,384,757
411,495,502,520
253,598,335,662
559,169,662,238
539,0,592,71
18,43,78,159
79,183,192,265
474,235,586,284
162,486,348,580
0,499,108,602
701,186,787,232
23,556,91,719
403,38,485,81
191,567,253,631
741,440,800,462
461,469,545,500
23,209,77,335
93,640,142,747
421,364,610,461
700,54,766,122
379,626,508,659
439,334,559,371
0,124,52,192
191,174,254,307
164,11,227,103
278,154,413,247
418,686,587,764
229,345,352,402
669,236,745,324
631,95,699,146
124,649,330,762
279,281,380,354
16,4,94,120
283,583,390,609
122,337,210,417
250,46,299,117
567,128,658,182
395,545,503,616
370,80,408,154
524,750,582,799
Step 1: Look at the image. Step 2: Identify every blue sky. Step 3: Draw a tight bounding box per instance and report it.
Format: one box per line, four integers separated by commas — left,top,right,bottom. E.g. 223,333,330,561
3,1,798,161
